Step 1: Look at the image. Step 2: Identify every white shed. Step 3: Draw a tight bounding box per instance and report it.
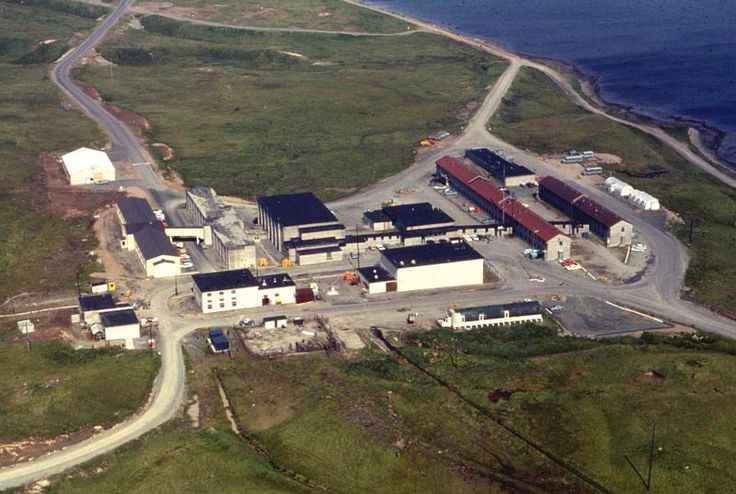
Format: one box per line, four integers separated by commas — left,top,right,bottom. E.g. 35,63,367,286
628,190,660,210
61,147,115,185
604,177,633,197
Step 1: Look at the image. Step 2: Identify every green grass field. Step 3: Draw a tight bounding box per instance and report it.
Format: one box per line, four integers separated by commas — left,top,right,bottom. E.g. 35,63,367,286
49,325,736,493
73,15,506,200
47,426,309,494
0,0,106,303
491,67,736,313
0,322,159,442
165,0,411,32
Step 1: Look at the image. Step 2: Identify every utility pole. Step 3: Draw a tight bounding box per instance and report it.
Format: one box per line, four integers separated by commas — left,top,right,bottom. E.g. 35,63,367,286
688,218,696,245
174,273,179,296
624,422,656,491
355,224,361,271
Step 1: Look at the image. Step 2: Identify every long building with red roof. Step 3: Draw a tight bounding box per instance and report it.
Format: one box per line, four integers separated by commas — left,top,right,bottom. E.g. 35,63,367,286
436,156,571,261
537,176,632,247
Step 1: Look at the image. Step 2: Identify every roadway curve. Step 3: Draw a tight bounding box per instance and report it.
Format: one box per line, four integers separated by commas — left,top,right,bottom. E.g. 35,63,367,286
3,0,736,490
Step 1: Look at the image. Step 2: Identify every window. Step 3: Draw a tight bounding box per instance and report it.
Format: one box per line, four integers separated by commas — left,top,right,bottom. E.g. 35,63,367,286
219,291,224,295
207,304,212,310
231,289,236,294
231,301,237,307
206,292,212,298
219,302,225,308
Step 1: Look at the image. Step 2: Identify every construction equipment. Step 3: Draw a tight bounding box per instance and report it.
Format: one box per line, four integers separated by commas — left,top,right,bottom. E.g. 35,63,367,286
420,139,436,147
121,289,132,297
258,257,269,267
281,258,291,268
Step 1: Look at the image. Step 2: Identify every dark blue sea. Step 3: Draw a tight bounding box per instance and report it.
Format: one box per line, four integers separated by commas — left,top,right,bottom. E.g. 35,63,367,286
365,0,736,166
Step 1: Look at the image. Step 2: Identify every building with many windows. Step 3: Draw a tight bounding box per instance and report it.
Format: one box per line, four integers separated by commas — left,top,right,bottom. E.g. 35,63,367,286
192,269,296,313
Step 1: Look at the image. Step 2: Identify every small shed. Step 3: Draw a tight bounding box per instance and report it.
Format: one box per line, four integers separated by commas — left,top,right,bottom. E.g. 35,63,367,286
207,328,230,353
263,315,288,330
17,320,34,334
100,309,140,349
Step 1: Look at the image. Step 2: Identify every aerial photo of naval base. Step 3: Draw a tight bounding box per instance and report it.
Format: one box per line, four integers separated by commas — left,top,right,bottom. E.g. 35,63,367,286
1,0,736,492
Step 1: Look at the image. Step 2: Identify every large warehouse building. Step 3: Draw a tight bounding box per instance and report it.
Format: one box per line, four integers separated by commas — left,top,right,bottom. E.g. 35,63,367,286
61,147,115,186
258,192,346,265
186,187,256,269
192,269,296,313
538,176,633,247
359,242,484,293
437,156,571,261
464,148,536,187
116,198,180,278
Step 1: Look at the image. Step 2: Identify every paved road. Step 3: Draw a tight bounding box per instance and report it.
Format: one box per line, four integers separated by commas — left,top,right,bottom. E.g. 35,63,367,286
3,0,736,490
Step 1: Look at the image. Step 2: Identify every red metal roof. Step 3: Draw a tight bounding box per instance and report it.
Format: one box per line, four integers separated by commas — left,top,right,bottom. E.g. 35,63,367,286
437,156,564,242
574,196,624,228
538,176,584,204
539,176,623,228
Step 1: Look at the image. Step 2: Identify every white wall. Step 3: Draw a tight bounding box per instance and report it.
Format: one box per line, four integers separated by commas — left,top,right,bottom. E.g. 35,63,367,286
195,284,296,314
145,256,181,278
259,286,296,305
387,258,484,292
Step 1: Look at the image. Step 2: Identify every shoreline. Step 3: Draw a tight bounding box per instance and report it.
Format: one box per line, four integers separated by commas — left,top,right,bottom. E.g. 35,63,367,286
352,0,735,171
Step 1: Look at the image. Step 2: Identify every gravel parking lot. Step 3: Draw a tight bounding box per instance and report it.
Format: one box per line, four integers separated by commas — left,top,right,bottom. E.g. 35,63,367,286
550,296,669,337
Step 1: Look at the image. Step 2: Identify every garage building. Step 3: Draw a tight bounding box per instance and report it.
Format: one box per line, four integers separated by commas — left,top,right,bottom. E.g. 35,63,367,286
100,309,140,349
363,202,455,232
117,198,181,278
192,269,296,314
538,176,633,247
438,301,543,330
378,242,484,293
61,147,115,185
357,265,397,294
258,192,346,265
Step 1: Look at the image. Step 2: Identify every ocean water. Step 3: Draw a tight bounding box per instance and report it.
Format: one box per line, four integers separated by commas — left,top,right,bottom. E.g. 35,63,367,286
365,0,736,165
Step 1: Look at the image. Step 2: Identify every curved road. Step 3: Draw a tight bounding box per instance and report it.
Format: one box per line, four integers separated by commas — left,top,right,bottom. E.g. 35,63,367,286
2,0,736,490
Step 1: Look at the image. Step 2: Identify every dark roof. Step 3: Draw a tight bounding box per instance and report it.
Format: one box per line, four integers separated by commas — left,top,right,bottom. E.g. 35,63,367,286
263,315,287,323
465,148,535,178
192,269,258,292
117,197,158,226
358,265,395,283
100,309,139,327
257,273,296,290
79,294,116,312
299,223,345,235
456,301,542,321
134,224,177,260
381,242,483,268
258,192,337,227
207,329,229,351
383,203,454,230
538,176,584,204
363,209,392,224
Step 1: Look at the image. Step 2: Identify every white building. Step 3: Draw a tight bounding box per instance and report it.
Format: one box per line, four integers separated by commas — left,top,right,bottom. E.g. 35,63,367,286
604,177,634,197
192,269,296,314
100,309,140,349
366,242,484,293
61,147,115,185
628,190,660,210
438,301,543,330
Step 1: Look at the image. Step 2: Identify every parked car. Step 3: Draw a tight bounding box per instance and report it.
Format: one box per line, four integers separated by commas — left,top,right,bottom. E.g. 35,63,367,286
481,218,496,225
238,318,256,328
443,189,458,197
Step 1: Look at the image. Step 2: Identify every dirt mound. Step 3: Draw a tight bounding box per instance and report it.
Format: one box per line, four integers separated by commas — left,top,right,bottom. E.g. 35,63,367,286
152,142,175,161
103,103,152,135
73,79,102,101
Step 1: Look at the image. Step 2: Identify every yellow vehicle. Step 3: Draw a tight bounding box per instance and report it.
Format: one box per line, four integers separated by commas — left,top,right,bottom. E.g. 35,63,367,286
281,258,291,268
258,257,269,267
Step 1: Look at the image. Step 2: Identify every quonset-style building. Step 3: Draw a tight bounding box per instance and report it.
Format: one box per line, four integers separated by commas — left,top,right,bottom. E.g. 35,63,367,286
192,269,296,313
464,148,536,187
116,197,181,278
437,156,571,261
537,176,633,247
438,301,543,330
257,192,346,265
358,242,484,293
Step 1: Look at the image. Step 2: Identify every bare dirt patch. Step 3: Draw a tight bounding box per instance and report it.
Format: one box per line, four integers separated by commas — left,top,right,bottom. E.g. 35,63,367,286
0,426,99,468
73,80,102,101
33,153,121,220
79,48,114,67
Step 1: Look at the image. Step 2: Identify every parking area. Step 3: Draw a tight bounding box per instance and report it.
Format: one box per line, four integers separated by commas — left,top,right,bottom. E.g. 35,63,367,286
548,296,669,337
